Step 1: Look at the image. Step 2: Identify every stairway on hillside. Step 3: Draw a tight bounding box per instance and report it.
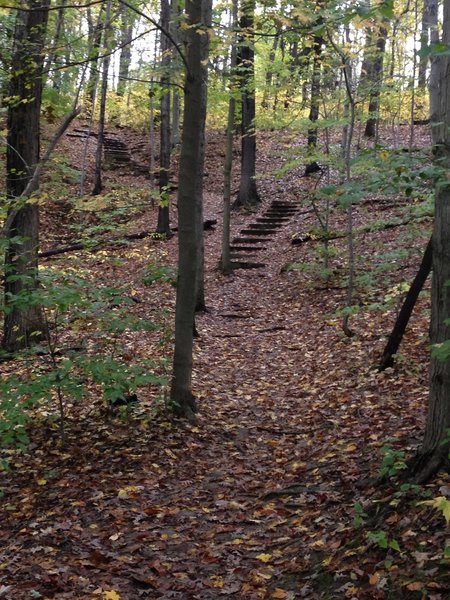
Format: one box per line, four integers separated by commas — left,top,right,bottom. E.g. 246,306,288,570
230,200,301,269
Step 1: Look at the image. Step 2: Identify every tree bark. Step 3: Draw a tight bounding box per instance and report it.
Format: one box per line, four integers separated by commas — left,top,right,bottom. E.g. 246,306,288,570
233,0,259,209
306,32,323,161
428,0,440,128
170,0,211,419
220,0,238,275
92,0,112,196
156,0,172,235
85,5,104,108
410,2,450,483
3,0,50,352
364,22,388,138
117,3,133,97
44,0,67,90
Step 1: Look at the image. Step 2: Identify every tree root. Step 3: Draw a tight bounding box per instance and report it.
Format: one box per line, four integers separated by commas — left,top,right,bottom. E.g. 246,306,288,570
407,448,450,484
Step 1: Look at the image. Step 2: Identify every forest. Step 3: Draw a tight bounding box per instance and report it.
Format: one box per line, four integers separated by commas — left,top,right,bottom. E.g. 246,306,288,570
0,0,449,598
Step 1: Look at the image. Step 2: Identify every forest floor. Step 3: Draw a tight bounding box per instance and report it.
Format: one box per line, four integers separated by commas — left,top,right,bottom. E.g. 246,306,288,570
0,122,449,600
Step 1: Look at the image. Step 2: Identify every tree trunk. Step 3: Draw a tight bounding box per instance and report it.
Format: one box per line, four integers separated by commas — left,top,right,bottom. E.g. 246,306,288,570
156,0,172,235
220,0,238,275
364,22,388,138
85,5,104,108
170,0,181,147
92,0,112,196
410,3,450,483
233,0,259,209
418,0,430,88
261,32,278,109
117,4,133,97
44,0,67,90
3,0,50,352
305,32,323,172
170,0,211,419
428,0,439,128
379,238,432,371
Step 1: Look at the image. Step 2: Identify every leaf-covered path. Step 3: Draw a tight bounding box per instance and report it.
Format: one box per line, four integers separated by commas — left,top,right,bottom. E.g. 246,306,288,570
1,128,448,599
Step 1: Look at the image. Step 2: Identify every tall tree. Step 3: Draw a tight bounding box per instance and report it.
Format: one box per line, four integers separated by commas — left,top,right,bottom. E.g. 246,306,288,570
92,0,112,196
170,0,211,419
410,1,450,483
156,0,172,235
85,4,104,108
3,0,50,352
427,0,440,126
117,2,134,96
233,0,260,209
43,0,67,90
364,20,388,138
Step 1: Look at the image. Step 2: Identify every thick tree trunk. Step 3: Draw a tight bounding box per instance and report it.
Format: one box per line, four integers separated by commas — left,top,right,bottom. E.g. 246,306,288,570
233,0,259,209
410,3,450,483
170,0,211,419
156,0,172,235
3,0,50,352
379,238,432,371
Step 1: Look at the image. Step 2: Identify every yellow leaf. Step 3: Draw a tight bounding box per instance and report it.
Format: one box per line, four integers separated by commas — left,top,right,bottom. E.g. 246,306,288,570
256,553,272,563
379,151,389,161
118,489,129,499
103,592,121,600
406,582,423,591
231,538,244,545
369,574,378,585
210,576,224,588
37,479,47,486
272,589,288,599
164,449,177,460
418,496,450,524
345,443,357,452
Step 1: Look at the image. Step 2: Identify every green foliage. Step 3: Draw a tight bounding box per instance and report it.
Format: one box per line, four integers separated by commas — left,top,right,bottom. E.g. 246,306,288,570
0,269,167,451
367,530,401,552
379,443,407,479
143,264,177,287
353,502,368,528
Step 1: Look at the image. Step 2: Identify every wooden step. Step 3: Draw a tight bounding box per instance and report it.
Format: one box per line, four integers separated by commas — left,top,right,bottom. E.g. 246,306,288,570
231,261,265,270
240,229,277,235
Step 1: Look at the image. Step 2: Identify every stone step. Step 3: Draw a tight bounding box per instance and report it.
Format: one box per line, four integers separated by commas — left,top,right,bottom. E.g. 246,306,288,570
233,237,269,244
230,245,267,252
270,201,300,207
231,261,265,270
240,229,277,236
248,223,284,229
256,217,290,223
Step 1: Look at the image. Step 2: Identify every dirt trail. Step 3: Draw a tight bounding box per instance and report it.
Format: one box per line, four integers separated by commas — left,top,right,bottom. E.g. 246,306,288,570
0,128,436,599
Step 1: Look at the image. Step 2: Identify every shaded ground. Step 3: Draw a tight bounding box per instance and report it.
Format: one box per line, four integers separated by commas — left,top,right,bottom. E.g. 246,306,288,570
0,124,449,599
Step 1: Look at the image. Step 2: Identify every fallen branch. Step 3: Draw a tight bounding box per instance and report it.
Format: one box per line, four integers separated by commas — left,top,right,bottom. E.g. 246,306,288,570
379,237,432,370
291,214,433,245
39,229,154,258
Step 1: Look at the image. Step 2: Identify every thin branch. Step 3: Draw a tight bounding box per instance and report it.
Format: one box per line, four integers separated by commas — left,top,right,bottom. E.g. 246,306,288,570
118,0,189,72
1,107,82,237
